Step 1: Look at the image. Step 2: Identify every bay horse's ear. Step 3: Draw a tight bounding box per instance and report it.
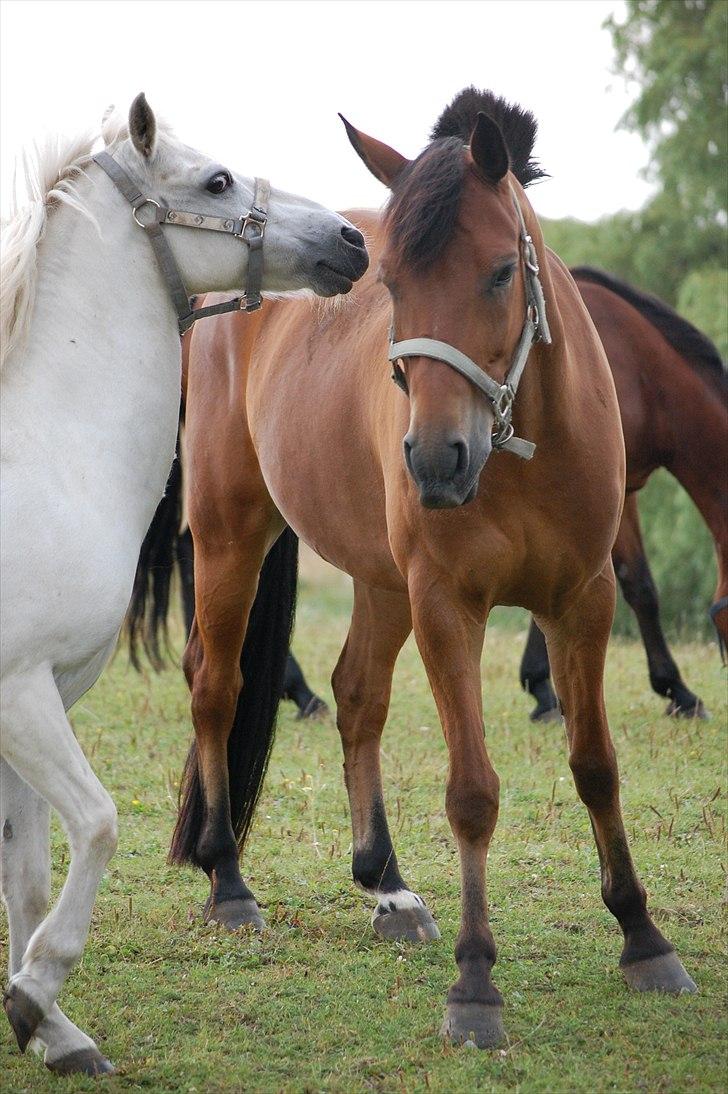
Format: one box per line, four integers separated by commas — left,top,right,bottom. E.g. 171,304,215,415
129,92,157,159
338,114,409,188
470,112,509,184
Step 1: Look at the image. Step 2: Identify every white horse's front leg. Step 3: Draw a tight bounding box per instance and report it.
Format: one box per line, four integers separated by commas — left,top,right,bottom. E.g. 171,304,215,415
1,759,113,1075
1,669,117,1070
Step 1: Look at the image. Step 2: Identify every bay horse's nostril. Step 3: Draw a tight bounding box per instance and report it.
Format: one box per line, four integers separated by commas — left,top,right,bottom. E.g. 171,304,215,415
452,439,469,474
341,225,365,249
403,435,415,477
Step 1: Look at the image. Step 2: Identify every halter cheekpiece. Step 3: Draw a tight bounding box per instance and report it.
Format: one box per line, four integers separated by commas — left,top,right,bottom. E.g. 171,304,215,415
93,151,269,335
388,183,552,460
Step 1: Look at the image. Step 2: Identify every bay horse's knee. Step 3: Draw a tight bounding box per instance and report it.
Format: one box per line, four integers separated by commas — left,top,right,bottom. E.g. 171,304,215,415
446,768,500,844
331,668,388,743
190,666,242,732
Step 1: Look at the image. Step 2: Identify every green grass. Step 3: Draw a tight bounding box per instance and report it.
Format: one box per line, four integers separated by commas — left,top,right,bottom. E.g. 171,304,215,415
2,586,726,1092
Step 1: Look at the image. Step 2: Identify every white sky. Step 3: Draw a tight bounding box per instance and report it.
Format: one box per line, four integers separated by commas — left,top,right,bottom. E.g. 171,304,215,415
0,0,653,223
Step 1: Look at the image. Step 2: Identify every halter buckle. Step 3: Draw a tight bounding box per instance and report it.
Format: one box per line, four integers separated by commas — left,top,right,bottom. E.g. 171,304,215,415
492,383,514,422
240,210,267,246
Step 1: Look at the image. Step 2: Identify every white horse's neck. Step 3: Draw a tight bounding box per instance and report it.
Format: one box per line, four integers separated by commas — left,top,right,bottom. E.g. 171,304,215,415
3,163,182,540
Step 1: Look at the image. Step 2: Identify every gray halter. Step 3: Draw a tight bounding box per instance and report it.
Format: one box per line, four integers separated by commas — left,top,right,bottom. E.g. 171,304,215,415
388,184,551,460
93,151,269,335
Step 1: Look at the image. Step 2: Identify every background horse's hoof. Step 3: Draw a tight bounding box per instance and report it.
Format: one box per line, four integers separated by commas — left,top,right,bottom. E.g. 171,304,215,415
665,698,708,719
46,1047,115,1076
622,951,697,994
372,901,440,943
530,704,562,724
296,695,330,721
3,983,44,1052
440,1002,505,1049
205,897,265,932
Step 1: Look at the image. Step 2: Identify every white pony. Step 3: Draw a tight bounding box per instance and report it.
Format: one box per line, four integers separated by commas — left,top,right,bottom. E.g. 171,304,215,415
0,93,368,1076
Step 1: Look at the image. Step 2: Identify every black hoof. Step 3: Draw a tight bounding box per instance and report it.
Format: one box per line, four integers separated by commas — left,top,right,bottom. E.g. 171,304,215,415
372,902,440,943
665,698,708,720
440,1002,505,1048
3,983,44,1052
295,695,330,721
46,1048,115,1076
622,950,697,994
531,703,562,724
205,897,265,931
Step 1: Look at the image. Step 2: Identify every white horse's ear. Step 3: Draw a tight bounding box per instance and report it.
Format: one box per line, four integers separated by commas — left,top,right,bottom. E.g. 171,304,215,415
129,93,157,159
101,105,127,148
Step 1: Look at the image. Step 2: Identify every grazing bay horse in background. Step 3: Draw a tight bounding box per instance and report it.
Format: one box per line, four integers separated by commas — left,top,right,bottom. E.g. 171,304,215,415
168,88,695,1049
521,267,728,721
0,94,367,1076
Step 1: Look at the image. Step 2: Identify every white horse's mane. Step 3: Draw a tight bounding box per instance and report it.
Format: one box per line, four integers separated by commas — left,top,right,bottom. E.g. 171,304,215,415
0,107,170,371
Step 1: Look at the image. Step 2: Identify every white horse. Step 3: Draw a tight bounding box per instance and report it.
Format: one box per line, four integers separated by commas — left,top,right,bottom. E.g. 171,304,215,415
0,93,368,1077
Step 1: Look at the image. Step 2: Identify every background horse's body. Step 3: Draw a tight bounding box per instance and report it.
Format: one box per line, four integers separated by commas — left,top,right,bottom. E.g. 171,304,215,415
0,96,366,1075
172,91,693,1048
521,267,728,720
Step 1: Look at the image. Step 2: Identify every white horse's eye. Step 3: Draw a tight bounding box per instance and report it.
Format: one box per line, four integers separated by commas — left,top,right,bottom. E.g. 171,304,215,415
206,171,232,195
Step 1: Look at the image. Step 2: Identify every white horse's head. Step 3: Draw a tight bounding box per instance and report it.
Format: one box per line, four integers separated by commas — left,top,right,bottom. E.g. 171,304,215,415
111,93,369,298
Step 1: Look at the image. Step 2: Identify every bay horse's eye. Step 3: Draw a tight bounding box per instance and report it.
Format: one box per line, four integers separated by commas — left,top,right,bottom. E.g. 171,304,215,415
206,171,233,194
490,264,515,291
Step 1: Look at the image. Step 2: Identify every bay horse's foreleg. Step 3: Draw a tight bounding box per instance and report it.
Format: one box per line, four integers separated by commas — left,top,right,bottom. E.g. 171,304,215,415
0,760,113,1075
540,565,696,995
410,582,504,1048
332,582,439,941
176,518,279,930
519,618,560,722
614,493,706,718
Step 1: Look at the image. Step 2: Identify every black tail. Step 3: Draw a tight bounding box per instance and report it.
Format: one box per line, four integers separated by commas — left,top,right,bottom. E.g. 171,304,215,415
169,526,299,866
127,430,184,670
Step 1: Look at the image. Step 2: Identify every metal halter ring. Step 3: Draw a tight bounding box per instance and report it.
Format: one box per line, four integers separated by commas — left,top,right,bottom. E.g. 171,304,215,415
492,383,514,422
132,198,161,229
240,210,266,242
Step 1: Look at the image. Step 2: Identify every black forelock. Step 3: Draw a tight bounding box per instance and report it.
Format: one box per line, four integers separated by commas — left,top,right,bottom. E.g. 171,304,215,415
431,87,547,189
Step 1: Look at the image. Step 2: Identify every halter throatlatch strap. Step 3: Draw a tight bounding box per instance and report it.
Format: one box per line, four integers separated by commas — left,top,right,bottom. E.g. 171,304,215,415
388,183,552,461
92,151,269,336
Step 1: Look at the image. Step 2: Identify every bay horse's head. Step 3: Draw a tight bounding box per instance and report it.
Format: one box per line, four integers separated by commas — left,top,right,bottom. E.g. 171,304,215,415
342,90,548,508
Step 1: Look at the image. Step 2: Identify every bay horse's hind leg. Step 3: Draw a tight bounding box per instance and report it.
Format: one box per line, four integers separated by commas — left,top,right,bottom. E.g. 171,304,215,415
332,581,439,942
410,581,503,1048
614,493,707,718
519,618,560,722
1,667,118,1054
1,760,113,1075
540,565,696,994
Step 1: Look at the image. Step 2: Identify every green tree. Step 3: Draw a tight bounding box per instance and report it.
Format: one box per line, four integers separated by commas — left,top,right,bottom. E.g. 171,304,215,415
607,0,728,229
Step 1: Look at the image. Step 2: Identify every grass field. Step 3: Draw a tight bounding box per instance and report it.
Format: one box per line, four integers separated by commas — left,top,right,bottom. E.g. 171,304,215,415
2,581,726,1093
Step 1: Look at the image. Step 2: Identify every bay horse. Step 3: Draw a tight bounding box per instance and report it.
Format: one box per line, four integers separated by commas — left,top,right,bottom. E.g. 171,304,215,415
129,270,726,727
521,267,728,720
0,94,366,1076
169,89,695,1049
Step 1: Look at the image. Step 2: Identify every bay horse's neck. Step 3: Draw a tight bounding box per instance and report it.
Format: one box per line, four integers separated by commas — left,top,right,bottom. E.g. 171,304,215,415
3,165,182,540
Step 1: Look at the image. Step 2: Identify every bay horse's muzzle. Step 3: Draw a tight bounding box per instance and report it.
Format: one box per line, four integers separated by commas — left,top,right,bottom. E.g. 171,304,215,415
403,427,493,509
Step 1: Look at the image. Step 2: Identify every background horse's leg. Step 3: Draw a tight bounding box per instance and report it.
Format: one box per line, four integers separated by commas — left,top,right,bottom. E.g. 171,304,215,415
519,618,560,722
1,667,118,1055
614,494,706,717
282,652,329,720
540,565,696,994
0,760,112,1075
410,582,503,1049
332,582,438,942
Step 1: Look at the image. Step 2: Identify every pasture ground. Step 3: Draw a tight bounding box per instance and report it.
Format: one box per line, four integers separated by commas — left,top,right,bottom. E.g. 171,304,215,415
2,580,726,1092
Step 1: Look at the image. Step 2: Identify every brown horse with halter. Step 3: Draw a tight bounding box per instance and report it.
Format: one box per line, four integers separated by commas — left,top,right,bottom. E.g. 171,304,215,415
161,89,696,1046
521,267,728,720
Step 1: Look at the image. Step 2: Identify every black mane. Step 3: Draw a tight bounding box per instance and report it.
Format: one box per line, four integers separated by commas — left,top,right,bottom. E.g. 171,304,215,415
387,87,545,269
431,87,546,189
573,266,728,398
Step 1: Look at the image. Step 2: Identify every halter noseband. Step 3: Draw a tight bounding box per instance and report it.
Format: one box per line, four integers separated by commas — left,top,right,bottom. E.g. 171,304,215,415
93,151,269,335
388,184,551,461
